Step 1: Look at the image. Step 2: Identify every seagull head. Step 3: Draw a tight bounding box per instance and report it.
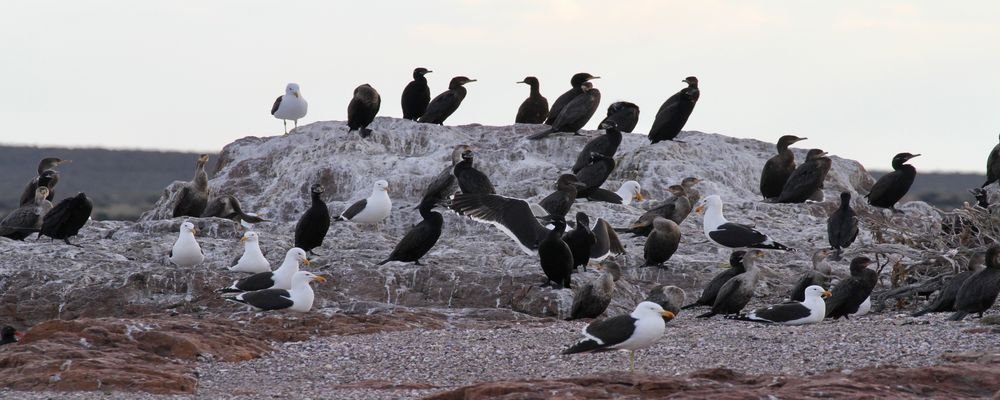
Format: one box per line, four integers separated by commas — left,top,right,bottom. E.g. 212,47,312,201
288,247,311,266
374,180,390,193
805,285,832,299
620,181,642,202
694,195,721,214
241,231,258,243
292,271,327,287
633,301,674,321
285,83,301,98
180,221,197,235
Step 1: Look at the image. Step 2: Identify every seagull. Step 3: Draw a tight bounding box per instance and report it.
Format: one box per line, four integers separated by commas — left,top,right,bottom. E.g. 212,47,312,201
228,231,270,274
229,271,326,313
271,83,308,134
169,221,204,267
728,285,831,325
615,181,643,206
562,301,675,372
335,180,392,224
219,248,310,292
695,195,792,251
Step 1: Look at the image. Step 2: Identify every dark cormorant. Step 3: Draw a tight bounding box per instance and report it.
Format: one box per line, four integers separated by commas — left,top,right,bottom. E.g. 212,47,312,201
575,152,618,201
562,212,596,272
760,135,807,199
379,200,443,265
598,101,639,133
172,154,211,218
571,120,622,174
39,192,92,246
0,326,21,345
912,252,985,317
697,249,764,318
418,76,476,124
682,250,747,309
589,218,625,261
19,157,68,206
545,72,599,125
788,249,833,301
347,83,381,138
453,148,495,194
568,261,622,320
515,76,548,124
293,184,330,255
982,133,1000,188
949,245,1000,321
866,152,920,212
619,185,691,236
643,217,681,267
401,67,432,120
774,149,832,203
538,216,573,289
419,144,470,207
827,192,859,259
825,256,876,319
648,76,699,144
539,174,587,218
527,81,600,139
0,187,52,240
202,195,265,224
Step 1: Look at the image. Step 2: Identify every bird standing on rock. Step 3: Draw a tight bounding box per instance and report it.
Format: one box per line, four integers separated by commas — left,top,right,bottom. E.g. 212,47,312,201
0,187,53,240
271,83,307,134
294,184,330,256
825,256,876,320
515,76,548,124
334,180,392,224
949,245,1000,321
697,249,764,318
528,81,601,139
545,72,599,125
347,84,381,138
866,152,920,212
419,76,476,125
173,154,211,218
696,195,793,251
774,149,831,204
20,157,69,206
759,135,807,199
538,215,574,289
682,250,748,309
453,149,496,195
599,101,639,133
827,192,859,259
169,221,204,267
648,76,699,144
572,120,622,174
401,67,432,120
379,199,443,266
39,192,93,246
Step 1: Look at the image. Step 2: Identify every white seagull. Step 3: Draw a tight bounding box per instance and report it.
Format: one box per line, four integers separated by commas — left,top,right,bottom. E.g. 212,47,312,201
562,301,675,372
695,195,792,251
335,180,392,224
615,181,643,206
169,221,204,267
229,271,326,313
729,285,831,325
271,83,308,134
228,231,270,274
219,248,309,292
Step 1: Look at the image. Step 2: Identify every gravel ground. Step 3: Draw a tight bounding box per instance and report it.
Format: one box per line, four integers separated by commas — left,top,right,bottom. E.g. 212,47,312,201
3,309,996,400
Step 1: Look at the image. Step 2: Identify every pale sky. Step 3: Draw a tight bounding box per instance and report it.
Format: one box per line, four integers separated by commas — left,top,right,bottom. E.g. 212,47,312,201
1,1,997,172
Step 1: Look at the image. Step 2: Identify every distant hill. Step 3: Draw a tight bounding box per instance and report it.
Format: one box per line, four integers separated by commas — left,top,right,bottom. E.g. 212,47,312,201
870,170,985,210
0,146,216,220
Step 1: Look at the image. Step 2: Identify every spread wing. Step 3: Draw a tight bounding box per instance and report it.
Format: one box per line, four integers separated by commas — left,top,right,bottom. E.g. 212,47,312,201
450,193,548,255
590,218,624,260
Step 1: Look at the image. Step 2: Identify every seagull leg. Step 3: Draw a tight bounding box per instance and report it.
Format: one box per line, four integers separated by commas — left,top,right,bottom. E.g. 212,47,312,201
629,351,635,373
283,120,288,135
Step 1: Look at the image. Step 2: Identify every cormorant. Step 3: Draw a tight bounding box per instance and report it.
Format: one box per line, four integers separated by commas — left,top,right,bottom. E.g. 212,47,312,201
19,157,68,206
774,149,831,203
949,245,1000,321
379,200,443,266
202,195,265,224
759,135,807,199
598,101,639,133
568,261,622,320
681,177,703,205
697,249,764,318
39,192,93,246
172,154,211,218
0,326,22,345
645,285,686,318
619,185,691,236
571,120,622,174
545,73,599,125
682,250,747,309
453,148,495,195
643,217,681,267
347,83,381,138
912,252,985,317
789,249,833,301
575,152,617,201
539,174,588,218
648,76,699,144
0,187,52,240
982,133,1000,188
419,144,470,207
527,81,601,139
293,184,330,255
538,215,573,289
271,83,307,134
562,212,597,272
866,152,920,212
418,76,476,124
825,256,877,319
827,192,859,259
515,76,548,124
401,67,432,120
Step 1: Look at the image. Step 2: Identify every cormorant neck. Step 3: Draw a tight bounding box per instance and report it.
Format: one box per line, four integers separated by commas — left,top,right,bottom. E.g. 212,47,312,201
529,83,540,96
310,192,323,204
414,73,426,82
194,163,208,189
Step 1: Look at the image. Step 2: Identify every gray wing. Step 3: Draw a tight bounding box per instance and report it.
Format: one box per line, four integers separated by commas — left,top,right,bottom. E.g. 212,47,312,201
0,207,42,235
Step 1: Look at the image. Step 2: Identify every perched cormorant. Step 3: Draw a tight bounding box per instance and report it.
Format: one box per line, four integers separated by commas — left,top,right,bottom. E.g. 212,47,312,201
562,212,597,272
527,81,600,139
418,76,476,124
545,73,599,125
562,302,674,373
643,217,681,267
789,249,833,301
401,67,432,120
202,195,265,224
982,133,1000,188
571,120,622,174
419,144,470,207
294,184,330,255
866,152,920,212
1,186,52,240
775,149,832,203
38,192,92,246
347,83,381,138
515,76,548,124
220,248,310,292
912,252,985,317
19,157,68,206
539,174,588,218
729,285,831,325
173,154,211,218
648,76,699,144
271,83,307,134
696,195,793,251
759,135,807,199
575,152,618,202
681,177,702,205
568,261,622,320
949,245,1000,321
645,285,686,319
824,256,876,319
379,200,443,266
334,180,392,224
827,192,859,259
453,149,496,195
697,249,764,318
0,326,22,345
228,271,326,313
538,216,573,289
589,218,625,262
168,221,204,267
599,102,639,133
619,185,691,236
682,250,747,309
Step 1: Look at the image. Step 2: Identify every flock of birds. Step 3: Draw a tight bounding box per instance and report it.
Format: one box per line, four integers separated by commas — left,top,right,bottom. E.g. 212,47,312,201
3,69,1000,373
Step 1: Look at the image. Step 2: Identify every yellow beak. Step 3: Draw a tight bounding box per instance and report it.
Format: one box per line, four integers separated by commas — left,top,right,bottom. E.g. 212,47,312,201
240,236,248,242
192,228,198,235
293,92,300,98
303,258,311,266
313,276,327,283
660,311,676,319
694,205,704,214
634,192,644,202
822,291,833,298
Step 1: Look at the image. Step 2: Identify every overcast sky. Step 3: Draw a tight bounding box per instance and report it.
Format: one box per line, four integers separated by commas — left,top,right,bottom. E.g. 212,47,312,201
1,1,997,172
